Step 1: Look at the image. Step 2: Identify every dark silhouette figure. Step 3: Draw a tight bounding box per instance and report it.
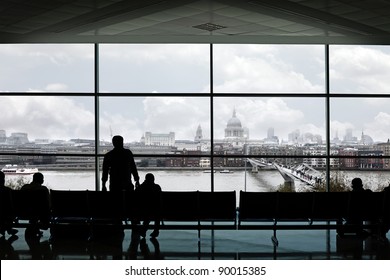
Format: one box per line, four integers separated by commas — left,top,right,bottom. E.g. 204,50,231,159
24,227,52,259
381,184,390,238
21,172,51,236
102,135,139,192
0,235,19,259
127,232,164,260
351,177,371,193
346,177,372,237
136,173,161,238
0,171,18,236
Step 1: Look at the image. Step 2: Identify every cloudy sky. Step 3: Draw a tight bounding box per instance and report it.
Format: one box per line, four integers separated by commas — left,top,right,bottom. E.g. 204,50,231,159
0,44,389,143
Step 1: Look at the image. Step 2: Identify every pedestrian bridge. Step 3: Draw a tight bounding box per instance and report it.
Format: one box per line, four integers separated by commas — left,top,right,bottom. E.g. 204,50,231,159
247,158,324,188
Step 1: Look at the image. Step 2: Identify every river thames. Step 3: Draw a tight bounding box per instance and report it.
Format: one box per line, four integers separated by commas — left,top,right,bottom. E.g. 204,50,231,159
5,169,390,192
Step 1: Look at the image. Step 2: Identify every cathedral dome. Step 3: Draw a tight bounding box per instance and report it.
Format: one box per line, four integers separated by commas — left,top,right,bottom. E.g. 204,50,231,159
226,109,242,128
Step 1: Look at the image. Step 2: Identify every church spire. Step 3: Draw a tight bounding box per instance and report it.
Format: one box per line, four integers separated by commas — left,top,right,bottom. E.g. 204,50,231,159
195,124,203,142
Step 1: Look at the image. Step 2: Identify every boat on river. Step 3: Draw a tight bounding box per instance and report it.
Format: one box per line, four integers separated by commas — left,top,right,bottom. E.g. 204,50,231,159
219,169,233,173
1,165,39,175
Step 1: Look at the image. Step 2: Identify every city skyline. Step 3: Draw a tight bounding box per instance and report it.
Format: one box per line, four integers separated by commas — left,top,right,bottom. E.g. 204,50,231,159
0,123,384,146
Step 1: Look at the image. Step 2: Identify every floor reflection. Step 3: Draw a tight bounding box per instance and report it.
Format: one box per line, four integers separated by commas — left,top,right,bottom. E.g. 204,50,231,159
1,229,389,260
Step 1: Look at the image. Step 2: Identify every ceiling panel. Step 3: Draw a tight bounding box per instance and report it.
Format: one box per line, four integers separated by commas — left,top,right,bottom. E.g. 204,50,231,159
0,0,389,43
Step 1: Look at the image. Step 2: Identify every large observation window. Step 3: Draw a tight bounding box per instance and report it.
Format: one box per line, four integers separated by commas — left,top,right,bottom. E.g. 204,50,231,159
1,43,389,192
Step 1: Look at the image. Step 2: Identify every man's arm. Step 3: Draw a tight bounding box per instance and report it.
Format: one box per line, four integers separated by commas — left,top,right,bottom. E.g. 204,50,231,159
129,152,140,189
102,155,109,191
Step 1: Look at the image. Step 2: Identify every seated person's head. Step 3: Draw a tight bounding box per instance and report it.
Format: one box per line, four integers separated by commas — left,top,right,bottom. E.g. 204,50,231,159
32,172,44,185
351,177,363,190
145,173,155,183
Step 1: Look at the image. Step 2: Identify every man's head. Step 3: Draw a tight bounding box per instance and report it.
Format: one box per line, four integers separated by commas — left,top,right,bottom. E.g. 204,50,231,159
112,135,124,148
145,173,155,183
351,177,363,190
32,172,44,185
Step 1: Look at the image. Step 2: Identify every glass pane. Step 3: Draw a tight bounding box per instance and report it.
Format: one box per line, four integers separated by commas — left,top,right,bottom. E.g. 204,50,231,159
213,44,325,93
213,97,325,156
331,97,390,190
99,44,210,93
0,96,95,153
331,98,390,144
330,45,390,94
1,156,96,191
0,44,94,92
99,96,210,154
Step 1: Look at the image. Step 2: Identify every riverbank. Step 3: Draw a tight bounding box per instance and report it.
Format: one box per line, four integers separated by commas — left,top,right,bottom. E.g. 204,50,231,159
25,166,390,172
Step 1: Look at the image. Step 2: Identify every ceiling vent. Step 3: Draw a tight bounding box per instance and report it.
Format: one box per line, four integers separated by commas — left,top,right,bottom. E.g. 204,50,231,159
193,23,226,32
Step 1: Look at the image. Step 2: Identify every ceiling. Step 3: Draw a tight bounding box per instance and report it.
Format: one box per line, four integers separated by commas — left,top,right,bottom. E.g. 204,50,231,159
1,0,390,44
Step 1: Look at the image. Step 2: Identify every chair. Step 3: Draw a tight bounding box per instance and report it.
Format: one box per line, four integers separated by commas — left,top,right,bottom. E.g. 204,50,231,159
346,191,384,234
50,190,89,223
87,191,125,239
87,191,124,222
312,192,349,222
49,190,90,240
198,191,236,229
275,192,314,222
161,191,199,228
11,189,50,229
238,191,278,226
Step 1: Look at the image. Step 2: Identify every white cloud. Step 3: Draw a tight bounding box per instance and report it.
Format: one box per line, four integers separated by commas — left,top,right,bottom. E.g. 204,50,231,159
0,97,94,140
142,97,209,140
365,112,390,142
99,112,143,143
213,45,324,93
330,46,390,93
100,44,209,65
45,83,68,91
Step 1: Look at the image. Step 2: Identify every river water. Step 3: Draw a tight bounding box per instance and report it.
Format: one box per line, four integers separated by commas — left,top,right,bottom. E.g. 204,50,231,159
5,169,390,192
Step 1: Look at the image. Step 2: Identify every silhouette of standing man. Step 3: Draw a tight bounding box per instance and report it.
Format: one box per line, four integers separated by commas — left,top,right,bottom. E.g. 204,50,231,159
102,135,140,192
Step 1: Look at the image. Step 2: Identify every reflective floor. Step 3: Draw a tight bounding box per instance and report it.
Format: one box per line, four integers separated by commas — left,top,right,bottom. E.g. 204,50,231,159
1,228,389,260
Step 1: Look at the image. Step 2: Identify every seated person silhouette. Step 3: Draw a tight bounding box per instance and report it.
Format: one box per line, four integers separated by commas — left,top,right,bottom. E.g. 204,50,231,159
347,177,372,236
381,184,390,238
351,177,371,193
135,173,161,238
0,171,18,236
21,172,50,236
